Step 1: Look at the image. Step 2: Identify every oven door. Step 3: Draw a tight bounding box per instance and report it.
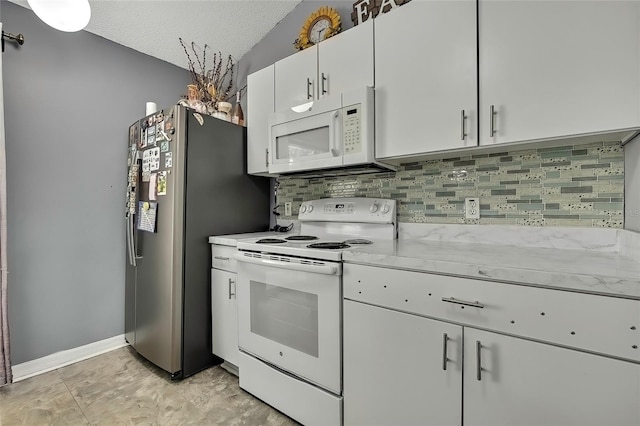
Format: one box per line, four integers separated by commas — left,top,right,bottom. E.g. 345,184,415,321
235,251,342,394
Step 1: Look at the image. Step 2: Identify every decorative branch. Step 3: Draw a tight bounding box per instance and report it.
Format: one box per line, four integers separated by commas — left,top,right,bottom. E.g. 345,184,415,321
178,38,237,108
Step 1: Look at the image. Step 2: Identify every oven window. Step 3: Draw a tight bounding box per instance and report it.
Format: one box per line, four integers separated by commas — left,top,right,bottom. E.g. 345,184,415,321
249,280,319,357
275,127,330,160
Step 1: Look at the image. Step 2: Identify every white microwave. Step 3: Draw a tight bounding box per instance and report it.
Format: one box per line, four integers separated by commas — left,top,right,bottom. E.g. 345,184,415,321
268,87,395,176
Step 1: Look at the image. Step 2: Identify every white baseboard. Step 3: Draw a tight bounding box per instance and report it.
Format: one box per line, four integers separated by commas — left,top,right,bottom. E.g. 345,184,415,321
12,334,128,382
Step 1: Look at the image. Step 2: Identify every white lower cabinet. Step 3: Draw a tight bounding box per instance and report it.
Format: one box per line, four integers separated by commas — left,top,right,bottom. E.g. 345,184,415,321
464,328,640,426
210,245,239,367
344,300,462,426
343,264,640,426
211,268,238,366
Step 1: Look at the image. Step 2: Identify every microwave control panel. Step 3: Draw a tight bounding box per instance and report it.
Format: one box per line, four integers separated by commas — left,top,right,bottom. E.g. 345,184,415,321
342,104,362,154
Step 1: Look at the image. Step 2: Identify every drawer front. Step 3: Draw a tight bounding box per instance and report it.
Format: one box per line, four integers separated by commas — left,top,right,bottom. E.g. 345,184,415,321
211,245,237,272
344,264,640,362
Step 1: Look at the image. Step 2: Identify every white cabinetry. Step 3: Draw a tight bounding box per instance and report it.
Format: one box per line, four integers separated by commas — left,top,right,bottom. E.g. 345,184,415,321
343,264,640,426
274,19,374,112
210,244,239,367
375,0,477,158
464,328,640,426
247,65,274,176
479,0,640,145
274,47,317,112
344,300,462,426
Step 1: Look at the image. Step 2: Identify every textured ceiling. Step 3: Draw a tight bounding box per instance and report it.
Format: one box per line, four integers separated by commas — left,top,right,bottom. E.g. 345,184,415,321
8,0,303,69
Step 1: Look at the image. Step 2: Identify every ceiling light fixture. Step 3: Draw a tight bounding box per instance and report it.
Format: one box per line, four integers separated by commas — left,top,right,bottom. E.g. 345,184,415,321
27,0,91,32
291,101,313,113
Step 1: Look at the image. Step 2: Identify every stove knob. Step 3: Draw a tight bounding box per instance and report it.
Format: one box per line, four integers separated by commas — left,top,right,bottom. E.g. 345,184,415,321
300,205,307,213
369,203,379,213
382,204,390,214
308,205,314,213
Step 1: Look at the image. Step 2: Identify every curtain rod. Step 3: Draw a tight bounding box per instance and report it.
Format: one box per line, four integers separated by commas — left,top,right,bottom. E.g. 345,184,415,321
2,31,25,52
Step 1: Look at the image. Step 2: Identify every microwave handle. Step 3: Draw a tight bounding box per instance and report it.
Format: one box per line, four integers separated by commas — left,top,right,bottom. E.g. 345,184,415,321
331,110,341,156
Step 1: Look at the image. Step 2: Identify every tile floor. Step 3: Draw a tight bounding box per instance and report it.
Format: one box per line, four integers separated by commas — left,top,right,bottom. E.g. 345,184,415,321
0,347,298,425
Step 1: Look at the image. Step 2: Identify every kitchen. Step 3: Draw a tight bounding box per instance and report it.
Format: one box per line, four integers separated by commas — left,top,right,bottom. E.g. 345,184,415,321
2,0,640,425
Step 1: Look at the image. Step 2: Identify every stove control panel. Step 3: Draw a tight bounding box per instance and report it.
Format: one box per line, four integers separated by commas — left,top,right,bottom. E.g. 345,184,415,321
324,202,355,214
298,197,396,223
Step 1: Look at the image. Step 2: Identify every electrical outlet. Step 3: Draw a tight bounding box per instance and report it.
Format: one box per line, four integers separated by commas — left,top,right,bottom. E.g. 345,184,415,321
284,202,292,216
465,198,480,219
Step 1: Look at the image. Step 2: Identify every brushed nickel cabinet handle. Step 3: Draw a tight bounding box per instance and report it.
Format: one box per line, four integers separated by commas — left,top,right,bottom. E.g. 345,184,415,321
307,78,313,100
265,149,269,168
489,105,496,137
321,73,327,95
461,110,467,140
228,278,236,299
441,297,484,309
442,333,449,371
214,256,229,261
476,340,482,381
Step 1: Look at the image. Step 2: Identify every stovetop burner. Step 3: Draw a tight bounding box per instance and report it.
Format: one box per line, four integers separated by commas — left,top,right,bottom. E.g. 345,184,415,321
255,238,287,244
307,242,351,250
342,239,373,245
285,235,319,241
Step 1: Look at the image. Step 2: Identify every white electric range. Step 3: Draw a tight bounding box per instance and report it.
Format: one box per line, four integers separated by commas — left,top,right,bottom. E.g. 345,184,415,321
237,197,397,260
234,197,397,426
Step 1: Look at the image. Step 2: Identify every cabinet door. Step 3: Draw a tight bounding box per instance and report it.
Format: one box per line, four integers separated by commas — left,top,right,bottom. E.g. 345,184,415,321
317,18,374,99
343,300,462,426
274,47,318,112
375,0,477,158
464,328,640,426
211,268,238,366
247,65,274,175
479,1,640,145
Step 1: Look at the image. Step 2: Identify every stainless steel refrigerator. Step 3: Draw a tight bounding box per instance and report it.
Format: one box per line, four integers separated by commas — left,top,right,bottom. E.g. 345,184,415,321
124,105,269,379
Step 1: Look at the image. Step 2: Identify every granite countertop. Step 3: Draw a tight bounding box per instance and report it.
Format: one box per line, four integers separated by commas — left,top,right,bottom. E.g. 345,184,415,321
343,239,640,300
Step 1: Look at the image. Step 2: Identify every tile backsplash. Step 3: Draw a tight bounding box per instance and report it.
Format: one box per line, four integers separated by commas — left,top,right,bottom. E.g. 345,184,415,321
276,141,624,228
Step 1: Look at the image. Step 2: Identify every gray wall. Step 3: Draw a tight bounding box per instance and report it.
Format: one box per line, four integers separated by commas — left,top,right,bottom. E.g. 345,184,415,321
624,136,640,232
3,2,189,364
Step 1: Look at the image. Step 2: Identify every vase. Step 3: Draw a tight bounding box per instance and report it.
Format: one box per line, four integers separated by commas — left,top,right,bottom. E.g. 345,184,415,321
212,101,232,121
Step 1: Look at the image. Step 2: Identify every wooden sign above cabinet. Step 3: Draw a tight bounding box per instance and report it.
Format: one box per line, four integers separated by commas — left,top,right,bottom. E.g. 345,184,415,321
351,0,411,26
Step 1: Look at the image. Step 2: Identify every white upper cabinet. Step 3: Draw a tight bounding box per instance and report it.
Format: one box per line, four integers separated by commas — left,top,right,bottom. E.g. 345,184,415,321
247,65,274,176
274,47,318,112
479,0,640,145
317,18,374,100
274,19,374,112
375,0,478,159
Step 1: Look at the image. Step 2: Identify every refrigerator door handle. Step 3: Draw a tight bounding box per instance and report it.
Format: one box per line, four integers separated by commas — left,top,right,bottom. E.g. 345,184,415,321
133,216,142,261
126,217,132,265
127,215,138,266
126,216,133,266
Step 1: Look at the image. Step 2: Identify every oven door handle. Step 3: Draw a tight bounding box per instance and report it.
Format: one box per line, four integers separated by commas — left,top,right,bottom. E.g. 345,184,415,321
235,253,340,275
